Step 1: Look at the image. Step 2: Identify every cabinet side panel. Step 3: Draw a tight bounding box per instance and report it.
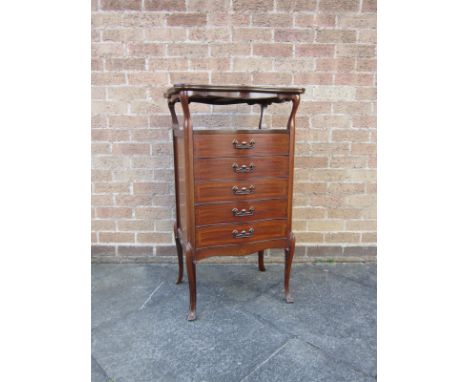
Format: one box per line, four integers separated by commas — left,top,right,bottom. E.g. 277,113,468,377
175,134,188,241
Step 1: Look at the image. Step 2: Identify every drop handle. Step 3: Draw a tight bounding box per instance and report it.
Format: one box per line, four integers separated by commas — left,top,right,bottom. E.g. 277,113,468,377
232,185,255,195
232,138,255,149
232,163,255,173
232,207,255,217
232,228,254,238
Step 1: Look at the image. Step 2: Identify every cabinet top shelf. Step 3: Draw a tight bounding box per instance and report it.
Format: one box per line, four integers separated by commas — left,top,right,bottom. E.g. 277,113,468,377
165,84,305,105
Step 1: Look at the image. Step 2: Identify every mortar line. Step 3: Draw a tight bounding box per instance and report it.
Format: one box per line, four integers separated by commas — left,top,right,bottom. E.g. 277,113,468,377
303,339,376,379
139,281,164,310
92,355,112,381
238,339,290,382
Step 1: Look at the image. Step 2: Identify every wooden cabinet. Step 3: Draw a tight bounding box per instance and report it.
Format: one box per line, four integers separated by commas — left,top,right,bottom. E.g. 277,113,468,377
165,84,304,320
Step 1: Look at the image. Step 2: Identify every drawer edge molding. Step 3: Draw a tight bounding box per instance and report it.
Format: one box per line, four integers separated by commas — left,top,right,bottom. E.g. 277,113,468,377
195,238,289,261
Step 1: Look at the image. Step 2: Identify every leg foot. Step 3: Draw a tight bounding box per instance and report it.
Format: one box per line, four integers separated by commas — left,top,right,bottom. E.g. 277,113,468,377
185,244,197,320
258,250,266,272
285,292,294,304
174,224,183,284
284,233,295,303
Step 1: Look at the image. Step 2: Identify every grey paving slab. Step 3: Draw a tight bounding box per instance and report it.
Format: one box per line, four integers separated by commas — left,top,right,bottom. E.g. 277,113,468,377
92,264,174,328
241,338,374,382
91,356,109,382
92,263,376,382
92,281,289,382
243,264,376,377
314,263,377,288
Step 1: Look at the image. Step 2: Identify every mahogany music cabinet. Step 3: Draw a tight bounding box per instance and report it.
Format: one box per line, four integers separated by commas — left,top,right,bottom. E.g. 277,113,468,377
164,84,305,320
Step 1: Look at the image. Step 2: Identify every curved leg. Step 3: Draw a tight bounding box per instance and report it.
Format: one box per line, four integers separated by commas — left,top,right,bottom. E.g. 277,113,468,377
258,250,266,272
284,233,295,303
174,224,183,284
185,244,197,321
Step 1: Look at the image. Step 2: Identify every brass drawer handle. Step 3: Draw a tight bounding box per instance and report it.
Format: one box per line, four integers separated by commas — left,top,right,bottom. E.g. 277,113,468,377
232,138,255,150
232,228,254,239
232,162,255,173
232,185,255,195
232,207,255,217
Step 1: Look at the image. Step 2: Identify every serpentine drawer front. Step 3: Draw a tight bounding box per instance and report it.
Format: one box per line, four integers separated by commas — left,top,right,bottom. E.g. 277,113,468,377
165,84,304,320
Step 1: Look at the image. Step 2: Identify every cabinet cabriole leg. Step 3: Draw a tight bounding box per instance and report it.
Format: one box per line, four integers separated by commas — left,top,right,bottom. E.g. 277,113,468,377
258,250,266,272
284,233,295,303
174,224,184,284
185,244,197,321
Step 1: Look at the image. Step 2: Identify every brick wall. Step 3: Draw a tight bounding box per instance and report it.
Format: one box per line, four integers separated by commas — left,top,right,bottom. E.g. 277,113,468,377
91,0,377,262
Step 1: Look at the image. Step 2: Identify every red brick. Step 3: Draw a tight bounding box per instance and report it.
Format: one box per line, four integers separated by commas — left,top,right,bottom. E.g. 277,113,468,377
112,143,150,155
148,58,189,71
102,29,144,42
319,0,359,12
295,44,335,57
252,14,293,27
295,14,335,28
356,59,377,72
187,0,229,11
277,0,316,11
325,232,360,243
253,72,292,85
335,73,375,86
92,129,130,142
190,58,230,71
92,143,110,154
208,13,250,26
356,87,377,101
145,0,185,11
336,44,375,58
232,0,274,12
189,28,230,42
362,0,377,12
339,14,376,29
253,44,292,57
94,183,130,193
332,129,369,142
105,58,146,71
118,220,154,231
127,72,168,85
91,72,126,86
316,29,356,43
233,28,272,42
145,28,187,42
316,58,355,72
115,194,153,207
100,232,135,243
169,72,210,84
108,116,148,128
107,87,147,101
128,43,165,56
293,72,333,85
167,13,206,27
211,72,251,85
210,43,251,56
274,29,314,42
167,43,209,57
137,232,172,243
101,0,141,11
330,156,367,168
96,207,132,219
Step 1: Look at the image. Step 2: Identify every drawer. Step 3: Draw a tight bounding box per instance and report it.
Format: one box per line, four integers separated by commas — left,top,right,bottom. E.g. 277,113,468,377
194,155,289,181
195,199,288,226
193,131,289,158
194,178,289,203
196,219,288,247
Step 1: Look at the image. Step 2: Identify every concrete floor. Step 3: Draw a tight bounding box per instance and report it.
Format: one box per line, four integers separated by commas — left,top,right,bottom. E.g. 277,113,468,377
92,262,376,382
